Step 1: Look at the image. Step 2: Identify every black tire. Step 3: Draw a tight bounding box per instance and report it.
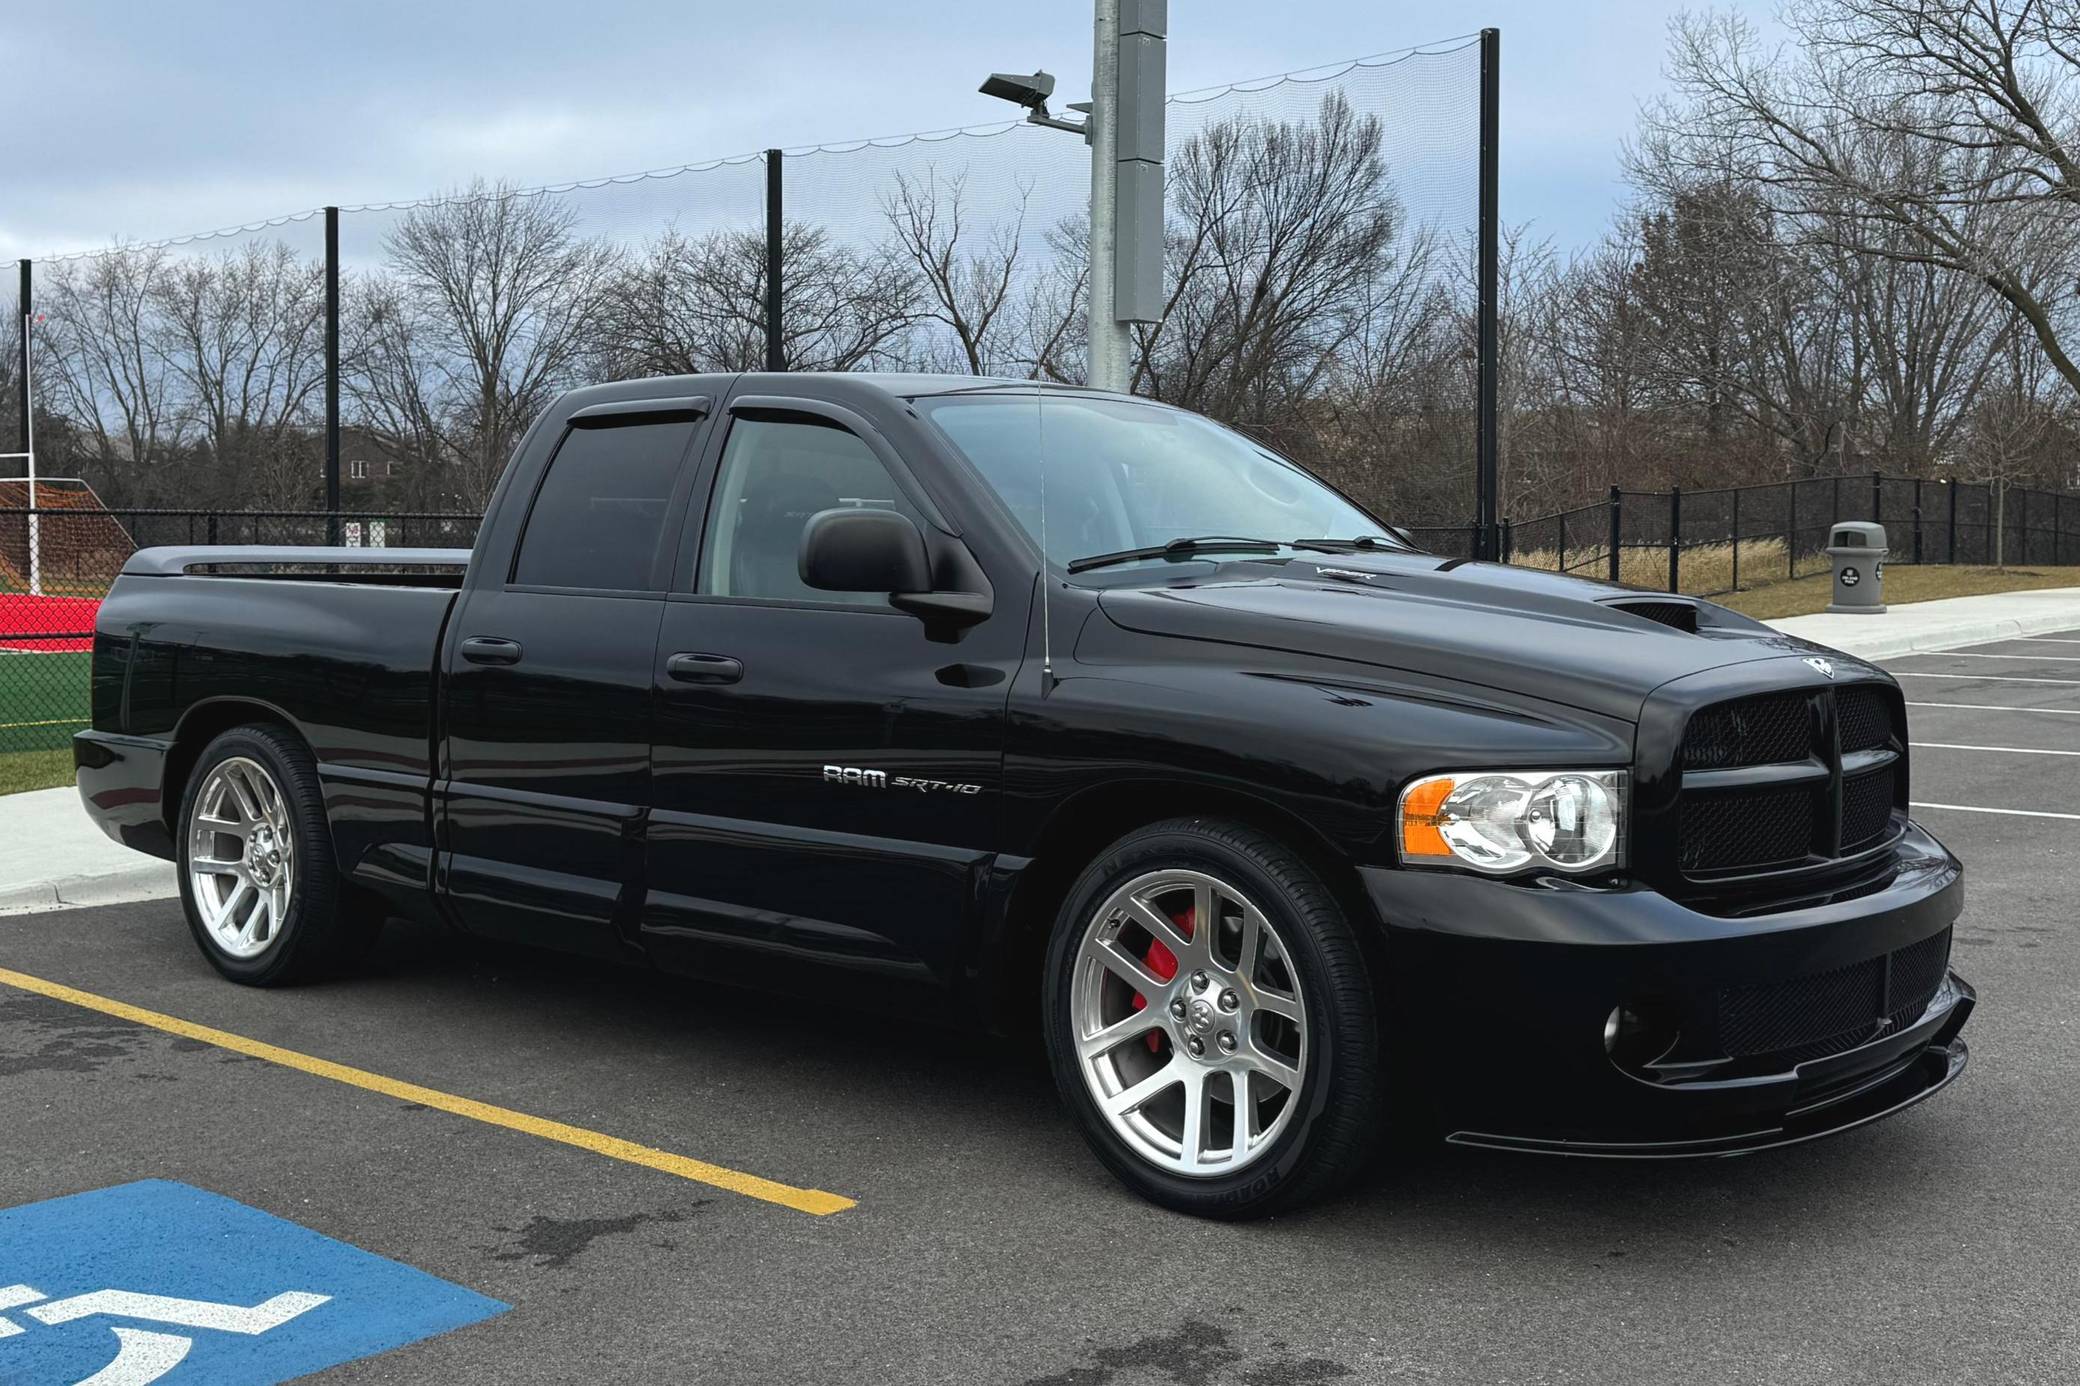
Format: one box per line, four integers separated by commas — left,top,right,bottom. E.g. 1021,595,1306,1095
1042,817,1382,1218
175,723,379,986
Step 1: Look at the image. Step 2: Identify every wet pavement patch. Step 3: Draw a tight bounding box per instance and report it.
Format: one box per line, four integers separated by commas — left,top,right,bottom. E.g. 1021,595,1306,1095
485,1206,710,1270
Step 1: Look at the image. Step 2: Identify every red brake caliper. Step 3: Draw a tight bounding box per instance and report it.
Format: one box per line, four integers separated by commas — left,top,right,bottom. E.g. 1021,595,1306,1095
1131,904,1194,1052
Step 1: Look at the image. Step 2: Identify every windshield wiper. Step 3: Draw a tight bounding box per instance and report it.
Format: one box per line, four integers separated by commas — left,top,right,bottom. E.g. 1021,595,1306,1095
1287,535,1407,554
1066,535,1284,575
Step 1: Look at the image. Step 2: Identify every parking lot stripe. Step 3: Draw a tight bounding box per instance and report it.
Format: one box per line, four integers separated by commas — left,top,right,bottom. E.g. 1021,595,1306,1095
2015,637,2080,644
1892,651,2080,662
0,966,858,1217
1911,802,2080,821
1892,672,2080,684
1910,742,2080,756
1907,700,2080,716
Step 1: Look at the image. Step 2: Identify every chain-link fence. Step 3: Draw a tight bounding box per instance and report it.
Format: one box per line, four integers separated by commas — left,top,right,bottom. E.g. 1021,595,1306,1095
0,491,478,756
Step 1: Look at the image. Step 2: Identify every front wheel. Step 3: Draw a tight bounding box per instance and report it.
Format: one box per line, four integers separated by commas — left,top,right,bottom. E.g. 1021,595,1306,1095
177,724,376,986
1043,818,1383,1217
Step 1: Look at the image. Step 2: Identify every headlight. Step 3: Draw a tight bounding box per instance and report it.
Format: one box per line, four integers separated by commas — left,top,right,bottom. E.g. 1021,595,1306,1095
1398,769,1626,875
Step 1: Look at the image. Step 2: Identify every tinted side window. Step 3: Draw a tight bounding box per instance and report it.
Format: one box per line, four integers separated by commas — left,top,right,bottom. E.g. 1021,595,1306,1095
512,420,695,590
697,417,923,605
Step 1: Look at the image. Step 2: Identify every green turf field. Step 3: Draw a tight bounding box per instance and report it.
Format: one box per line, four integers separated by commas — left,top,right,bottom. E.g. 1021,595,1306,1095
0,649,92,754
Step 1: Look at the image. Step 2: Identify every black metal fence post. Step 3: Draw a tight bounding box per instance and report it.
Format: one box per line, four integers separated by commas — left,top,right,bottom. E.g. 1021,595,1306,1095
1730,486,1741,592
1787,481,1798,578
2019,486,2031,565
764,149,785,372
324,207,341,545
1667,485,1682,593
14,259,26,460
1870,468,1882,524
1607,485,1622,583
1500,518,1513,563
1832,475,1842,530
1474,27,1501,561
1947,478,1958,563
1912,478,1923,564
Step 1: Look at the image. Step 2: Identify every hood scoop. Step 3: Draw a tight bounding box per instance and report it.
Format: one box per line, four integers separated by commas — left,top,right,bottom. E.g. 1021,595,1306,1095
1603,599,1700,633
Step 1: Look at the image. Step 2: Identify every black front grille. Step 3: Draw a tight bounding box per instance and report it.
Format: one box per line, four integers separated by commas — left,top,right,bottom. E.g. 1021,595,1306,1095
1888,927,1953,1027
1717,927,1952,1063
1841,766,1897,852
1679,786,1814,873
1681,691,1811,770
1674,683,1905,881
1838,686,1893,752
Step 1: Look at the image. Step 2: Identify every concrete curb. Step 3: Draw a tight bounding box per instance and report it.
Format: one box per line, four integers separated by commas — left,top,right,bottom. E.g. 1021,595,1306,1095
1765,587,2080,661
0,865,178,916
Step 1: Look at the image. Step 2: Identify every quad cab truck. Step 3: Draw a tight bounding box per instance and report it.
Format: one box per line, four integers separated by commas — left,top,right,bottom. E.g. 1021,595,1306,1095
76,373,1972,1216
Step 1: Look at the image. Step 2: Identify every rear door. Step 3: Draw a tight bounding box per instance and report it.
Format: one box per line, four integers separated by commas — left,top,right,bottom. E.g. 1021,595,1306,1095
642,389,1026,989
439,400,710,957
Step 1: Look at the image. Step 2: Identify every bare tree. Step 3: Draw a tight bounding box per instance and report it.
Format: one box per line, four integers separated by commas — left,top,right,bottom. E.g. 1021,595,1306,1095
371,181,620,506
1647,4,2080,400
31,248,187,504
1142,92,1405,429
592,221,919,378
879,169,1031,374
151,241,329,507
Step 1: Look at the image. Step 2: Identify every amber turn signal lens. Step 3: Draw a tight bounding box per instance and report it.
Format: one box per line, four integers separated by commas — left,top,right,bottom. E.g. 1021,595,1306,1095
1399,775,1456,860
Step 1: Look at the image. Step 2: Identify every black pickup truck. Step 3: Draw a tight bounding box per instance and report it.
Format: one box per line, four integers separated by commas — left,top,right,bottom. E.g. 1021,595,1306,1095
74,372,1973,1216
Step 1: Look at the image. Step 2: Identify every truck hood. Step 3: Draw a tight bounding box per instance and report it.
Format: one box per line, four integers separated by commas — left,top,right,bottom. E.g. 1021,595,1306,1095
1093,553,1840,722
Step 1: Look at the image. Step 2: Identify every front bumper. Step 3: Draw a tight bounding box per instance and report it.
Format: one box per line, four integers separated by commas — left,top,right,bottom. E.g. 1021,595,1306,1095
1363,821,1972,1156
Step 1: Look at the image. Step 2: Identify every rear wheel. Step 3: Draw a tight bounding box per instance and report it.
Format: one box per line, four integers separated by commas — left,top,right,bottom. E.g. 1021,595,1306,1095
177,724,377,985
1043,817,1382,1217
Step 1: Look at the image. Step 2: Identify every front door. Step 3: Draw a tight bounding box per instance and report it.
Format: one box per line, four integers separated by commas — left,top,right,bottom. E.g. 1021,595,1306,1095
440,410,704,956
643,398,1023,988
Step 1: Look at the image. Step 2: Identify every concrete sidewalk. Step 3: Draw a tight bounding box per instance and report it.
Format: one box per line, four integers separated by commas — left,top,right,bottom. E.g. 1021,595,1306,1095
0,784,176,915
1765,584,2080,659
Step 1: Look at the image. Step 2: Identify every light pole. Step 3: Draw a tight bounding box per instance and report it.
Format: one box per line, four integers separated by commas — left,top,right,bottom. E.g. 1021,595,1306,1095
979,0,1166,393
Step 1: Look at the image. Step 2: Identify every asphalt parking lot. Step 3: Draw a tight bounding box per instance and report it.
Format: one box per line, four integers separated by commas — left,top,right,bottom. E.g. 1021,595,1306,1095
3,632,2077,1385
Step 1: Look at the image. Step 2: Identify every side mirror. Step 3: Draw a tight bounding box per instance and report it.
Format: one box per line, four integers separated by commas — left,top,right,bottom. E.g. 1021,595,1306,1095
799,508,992,629
800,507,934,594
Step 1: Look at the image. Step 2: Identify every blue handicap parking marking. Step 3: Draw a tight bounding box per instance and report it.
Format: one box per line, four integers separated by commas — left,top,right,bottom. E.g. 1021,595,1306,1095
0,1179,508,1384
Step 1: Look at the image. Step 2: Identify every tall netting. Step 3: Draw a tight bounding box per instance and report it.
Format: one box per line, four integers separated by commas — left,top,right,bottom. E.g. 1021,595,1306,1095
337,156,769,512
784,38,1486,541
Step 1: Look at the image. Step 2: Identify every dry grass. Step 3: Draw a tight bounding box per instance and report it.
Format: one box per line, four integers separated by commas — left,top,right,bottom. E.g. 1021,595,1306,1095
1716,564,2080,620
1511,537,1789,598
0,748,73,796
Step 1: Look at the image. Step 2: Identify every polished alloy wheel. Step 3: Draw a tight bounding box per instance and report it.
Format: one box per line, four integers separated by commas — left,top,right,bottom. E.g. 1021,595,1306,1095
1069,868,1309,1177
187,756,295,959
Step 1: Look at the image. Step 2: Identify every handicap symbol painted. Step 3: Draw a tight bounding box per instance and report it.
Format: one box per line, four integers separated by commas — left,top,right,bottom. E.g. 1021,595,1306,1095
0,1181,507,1384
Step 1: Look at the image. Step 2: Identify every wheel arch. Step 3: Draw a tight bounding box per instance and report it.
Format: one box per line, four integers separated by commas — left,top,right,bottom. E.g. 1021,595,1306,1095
162,697,305,838
985,778,1382,1034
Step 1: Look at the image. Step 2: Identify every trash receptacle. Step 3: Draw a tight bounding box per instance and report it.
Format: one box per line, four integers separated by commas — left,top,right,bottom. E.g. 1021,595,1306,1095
1827,521,1886,614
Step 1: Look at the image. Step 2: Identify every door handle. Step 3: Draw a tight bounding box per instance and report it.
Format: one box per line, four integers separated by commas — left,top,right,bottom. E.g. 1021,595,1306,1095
666,652,744,685
459,636,524,666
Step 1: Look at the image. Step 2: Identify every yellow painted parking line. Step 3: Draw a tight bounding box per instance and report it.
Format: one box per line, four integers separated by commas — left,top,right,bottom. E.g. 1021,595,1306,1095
0,966,856,1217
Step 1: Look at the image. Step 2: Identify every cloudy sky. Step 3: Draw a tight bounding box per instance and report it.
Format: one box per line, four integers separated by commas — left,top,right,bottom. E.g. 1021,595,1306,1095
1,0,1778,261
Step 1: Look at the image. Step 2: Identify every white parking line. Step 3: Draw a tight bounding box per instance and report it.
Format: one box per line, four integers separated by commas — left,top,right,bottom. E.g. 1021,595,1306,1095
1890,651,2080,663
1911,742,2080,757
1907,701,2080,716
1912,802,2080,821
1892,672,2080,685
2015,637,2080,645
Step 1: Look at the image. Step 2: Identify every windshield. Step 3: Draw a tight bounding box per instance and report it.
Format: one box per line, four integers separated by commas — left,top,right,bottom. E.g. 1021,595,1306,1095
916,393,1384,572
